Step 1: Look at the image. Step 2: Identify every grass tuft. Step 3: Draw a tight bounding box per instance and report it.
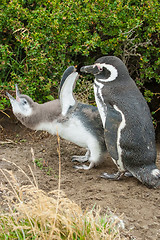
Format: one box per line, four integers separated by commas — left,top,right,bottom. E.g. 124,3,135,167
0,140,124,239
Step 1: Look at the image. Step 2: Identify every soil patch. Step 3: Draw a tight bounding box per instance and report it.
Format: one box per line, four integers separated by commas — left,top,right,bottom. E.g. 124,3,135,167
0,111,160,240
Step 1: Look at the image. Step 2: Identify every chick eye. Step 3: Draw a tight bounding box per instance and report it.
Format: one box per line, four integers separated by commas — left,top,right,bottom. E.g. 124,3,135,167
23,100,27,105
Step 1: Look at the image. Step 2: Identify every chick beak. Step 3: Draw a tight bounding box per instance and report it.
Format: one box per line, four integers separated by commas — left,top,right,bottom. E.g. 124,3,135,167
15,84,20,102
6,91,16,101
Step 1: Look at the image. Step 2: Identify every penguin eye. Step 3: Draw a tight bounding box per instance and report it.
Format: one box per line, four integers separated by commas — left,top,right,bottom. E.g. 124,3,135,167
22,100,27,105
96,64,103,72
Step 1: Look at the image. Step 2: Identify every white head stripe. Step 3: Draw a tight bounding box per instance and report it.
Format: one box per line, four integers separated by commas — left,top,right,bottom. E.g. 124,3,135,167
95,63,118,82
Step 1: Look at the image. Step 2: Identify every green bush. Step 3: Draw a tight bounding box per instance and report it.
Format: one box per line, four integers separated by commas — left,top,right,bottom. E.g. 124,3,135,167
0,0,159,126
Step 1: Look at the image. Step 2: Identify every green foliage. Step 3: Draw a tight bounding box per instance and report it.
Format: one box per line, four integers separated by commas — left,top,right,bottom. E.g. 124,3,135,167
0,217,36,240
35,158,54,175
0,0,159,124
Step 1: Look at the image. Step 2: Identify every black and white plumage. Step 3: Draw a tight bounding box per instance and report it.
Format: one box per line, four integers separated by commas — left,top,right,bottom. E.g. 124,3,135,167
6,66,107,170
81,56,159,188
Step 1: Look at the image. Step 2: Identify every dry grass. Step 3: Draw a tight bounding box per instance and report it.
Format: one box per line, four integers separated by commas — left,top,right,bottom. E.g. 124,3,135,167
0,137,124,240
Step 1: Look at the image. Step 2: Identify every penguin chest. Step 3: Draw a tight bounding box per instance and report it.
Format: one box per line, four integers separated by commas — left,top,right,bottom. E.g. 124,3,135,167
36,116,99,149
104,104,126,171
56,117,97,148
94,82,107,128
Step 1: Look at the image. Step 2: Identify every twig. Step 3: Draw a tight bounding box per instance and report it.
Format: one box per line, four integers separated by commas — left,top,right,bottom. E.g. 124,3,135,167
31,147,36,168
1,158,35,186
0,110,10,118
0,139,16,145
50,131,61,237
28,165,38,189
154,107,160,113
121,23,143,36
0,169,22,203
30,147,38,188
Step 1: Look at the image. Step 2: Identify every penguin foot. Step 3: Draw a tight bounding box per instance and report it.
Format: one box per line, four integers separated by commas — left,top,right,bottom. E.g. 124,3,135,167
73,162,95,170
101,171,124,180
72,155,88,163
72,150,90,163
124,171,133,177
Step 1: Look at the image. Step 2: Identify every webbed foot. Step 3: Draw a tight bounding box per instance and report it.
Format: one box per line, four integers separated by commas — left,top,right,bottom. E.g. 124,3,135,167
72,150,90,163
101,171,124,180
73,162,95,170
124,171,133,177
72,155,88,163
101,171,133,180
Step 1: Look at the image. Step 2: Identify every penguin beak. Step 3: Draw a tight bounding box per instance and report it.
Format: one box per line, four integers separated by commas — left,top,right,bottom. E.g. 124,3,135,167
6,92,16,102
6,84,21,103
80,65,100,75
80,65,94,73
15,84,20,102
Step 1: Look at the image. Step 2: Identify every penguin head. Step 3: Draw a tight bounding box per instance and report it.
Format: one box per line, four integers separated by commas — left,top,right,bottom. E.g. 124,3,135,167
81,56,130,83
6,84,35,117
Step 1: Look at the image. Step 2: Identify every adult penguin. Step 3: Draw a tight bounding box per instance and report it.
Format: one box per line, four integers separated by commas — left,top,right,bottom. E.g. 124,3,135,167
81,56,160,188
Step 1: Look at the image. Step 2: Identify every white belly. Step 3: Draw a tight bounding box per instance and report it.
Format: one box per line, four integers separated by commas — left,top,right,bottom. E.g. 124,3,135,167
94,80,126,171
37,117,97,149
56,118,91,148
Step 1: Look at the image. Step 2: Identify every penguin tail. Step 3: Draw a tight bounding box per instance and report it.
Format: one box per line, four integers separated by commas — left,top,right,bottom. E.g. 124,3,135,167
131,164,160,188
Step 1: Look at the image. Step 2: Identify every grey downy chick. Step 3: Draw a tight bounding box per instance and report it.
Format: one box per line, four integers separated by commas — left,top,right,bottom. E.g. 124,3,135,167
6,66,107,170
81,56,159,188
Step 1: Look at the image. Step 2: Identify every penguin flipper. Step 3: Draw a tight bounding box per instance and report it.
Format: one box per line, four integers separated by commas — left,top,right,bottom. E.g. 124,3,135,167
59,66,79,116
104,105,122,160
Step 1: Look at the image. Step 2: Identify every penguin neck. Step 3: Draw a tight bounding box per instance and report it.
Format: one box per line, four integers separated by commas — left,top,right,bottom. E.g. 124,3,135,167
16,99,62,130
94,79,104,88
94,77,130,99
35,99,62,130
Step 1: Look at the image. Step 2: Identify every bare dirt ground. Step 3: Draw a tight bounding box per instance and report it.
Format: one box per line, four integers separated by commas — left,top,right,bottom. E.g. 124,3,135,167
0,111,160,240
